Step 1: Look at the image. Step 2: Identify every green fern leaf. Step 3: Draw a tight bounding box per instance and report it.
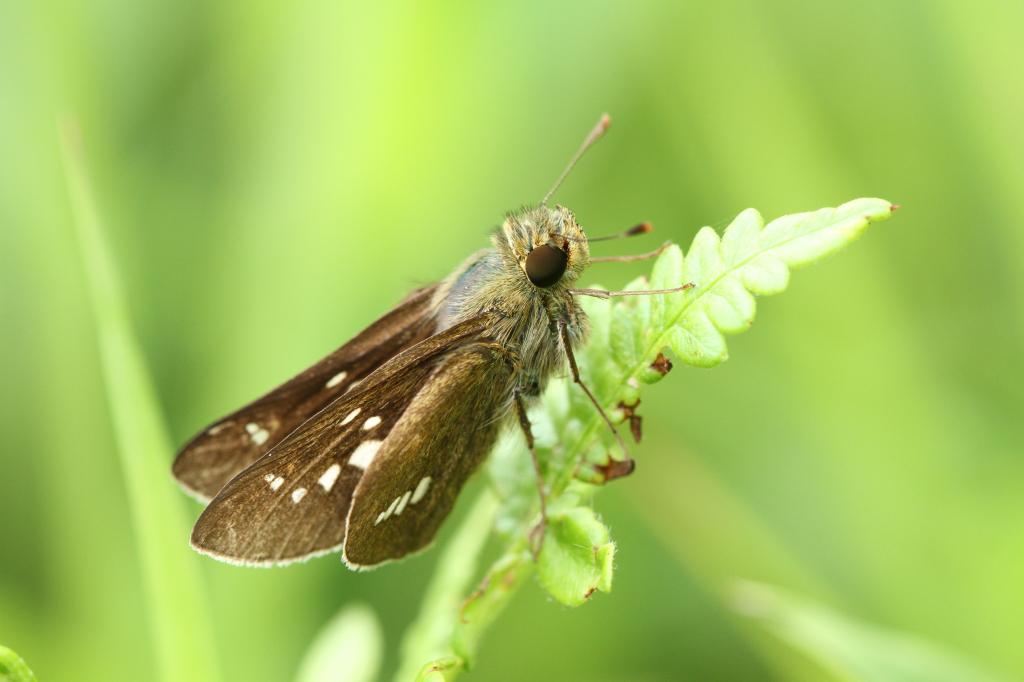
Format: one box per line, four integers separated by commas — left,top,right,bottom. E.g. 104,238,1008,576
663,197,894,369
402,198,897,680
561,197,895,491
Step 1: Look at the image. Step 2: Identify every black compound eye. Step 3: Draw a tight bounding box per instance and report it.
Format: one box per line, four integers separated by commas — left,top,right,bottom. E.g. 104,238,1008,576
525,243,568,288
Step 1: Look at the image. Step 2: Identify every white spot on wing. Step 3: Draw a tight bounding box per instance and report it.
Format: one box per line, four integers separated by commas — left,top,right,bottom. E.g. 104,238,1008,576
263,473,275,483
207,422,230,435
345,379,362,394
245,422,270,445
291,487,307,503
394,490,413,516
318,463,341,492
270,476,284,491
326,371,348,389
411,476,432,504
341,408,361,426
375,480,427,524
348,440,382,470
375,494,401,525
362,416,382,431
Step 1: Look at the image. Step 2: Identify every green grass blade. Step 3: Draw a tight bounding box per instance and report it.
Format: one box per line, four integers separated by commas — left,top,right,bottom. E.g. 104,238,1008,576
58,120,221,682
732,581,1016,682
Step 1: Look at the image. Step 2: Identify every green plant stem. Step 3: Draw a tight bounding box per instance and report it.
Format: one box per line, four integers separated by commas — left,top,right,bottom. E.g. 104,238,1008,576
396,489,502,681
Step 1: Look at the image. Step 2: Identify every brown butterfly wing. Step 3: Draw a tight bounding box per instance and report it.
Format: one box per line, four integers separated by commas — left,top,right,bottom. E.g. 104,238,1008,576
189,314,496,566
173,284,438,501
343,340,515,569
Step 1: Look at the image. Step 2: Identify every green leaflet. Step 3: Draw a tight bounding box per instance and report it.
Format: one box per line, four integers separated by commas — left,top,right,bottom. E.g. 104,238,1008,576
536,507,615,607
669,308,730,367
649,242,686,328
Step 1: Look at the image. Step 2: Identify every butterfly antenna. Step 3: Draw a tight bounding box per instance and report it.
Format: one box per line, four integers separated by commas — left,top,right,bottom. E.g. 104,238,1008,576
563,221,653,247
540,113,611,205
587,222,652,242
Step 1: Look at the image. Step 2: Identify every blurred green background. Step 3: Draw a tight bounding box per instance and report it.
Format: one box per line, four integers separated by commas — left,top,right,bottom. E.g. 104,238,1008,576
3,0,1023,680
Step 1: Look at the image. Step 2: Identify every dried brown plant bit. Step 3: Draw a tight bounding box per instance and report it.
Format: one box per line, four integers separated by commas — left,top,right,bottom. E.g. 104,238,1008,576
595,456,636,483
650,352,673,376
617,399,644,443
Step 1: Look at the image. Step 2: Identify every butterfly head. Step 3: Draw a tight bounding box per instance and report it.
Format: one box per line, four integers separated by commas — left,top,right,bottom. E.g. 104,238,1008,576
497,205,590,290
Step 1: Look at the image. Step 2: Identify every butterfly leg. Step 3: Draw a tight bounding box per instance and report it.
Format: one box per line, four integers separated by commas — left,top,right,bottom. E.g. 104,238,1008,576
515,391,548,559
568,281,694,299
557,320,634,467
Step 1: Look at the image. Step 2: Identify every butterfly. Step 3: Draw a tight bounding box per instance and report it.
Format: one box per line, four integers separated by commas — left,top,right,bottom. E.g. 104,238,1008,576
172,115,690,570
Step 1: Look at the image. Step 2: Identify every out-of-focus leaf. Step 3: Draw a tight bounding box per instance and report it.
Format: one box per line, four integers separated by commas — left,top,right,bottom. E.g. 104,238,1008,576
732,581,1015,682
296,604,382,682
0,646,37,682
